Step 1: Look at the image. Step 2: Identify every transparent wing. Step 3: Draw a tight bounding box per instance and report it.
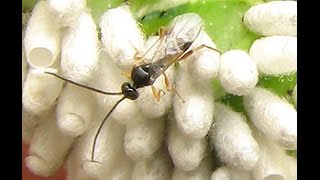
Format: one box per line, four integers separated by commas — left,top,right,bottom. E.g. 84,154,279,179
147,13,204,81
166,13,203,47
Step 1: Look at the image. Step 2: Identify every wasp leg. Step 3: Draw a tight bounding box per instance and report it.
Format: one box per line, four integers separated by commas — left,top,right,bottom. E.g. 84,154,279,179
163,73,185,103
158,27,168,38
178,44,222,61
151,85,166,102
129,41,144,61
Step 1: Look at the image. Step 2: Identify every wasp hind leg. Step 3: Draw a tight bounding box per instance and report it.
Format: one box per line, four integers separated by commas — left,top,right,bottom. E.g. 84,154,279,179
163,72,185,103
178,44,222,62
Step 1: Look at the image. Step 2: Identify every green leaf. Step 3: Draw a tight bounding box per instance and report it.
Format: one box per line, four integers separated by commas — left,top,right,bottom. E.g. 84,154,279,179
22,0,38,13
137,0,263,52
257,73,297,100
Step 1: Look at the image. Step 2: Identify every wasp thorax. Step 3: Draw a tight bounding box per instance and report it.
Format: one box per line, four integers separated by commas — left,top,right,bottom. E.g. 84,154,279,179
131,64,153,89
121,82,139,100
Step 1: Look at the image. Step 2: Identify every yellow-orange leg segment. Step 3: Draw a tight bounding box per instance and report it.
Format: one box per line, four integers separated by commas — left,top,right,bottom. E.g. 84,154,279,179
178,44,222,62
151,85,166,102
163,73,185,103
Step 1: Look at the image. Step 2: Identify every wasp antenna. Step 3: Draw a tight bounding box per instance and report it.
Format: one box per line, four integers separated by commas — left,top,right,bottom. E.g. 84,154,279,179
91,96,127,162
44,72,123,96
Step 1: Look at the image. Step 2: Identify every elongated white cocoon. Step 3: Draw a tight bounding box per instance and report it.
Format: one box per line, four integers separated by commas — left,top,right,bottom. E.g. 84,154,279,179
172,154,213,180
106,156,134,180
26,111,74,177
22,109,51,144
112,99,146,125
210,166,254,180
285,155,297,180
211,167,231,180
249,36,297,75
61,11,99,84
81,114,126,179
22,14,29,85
22,43,28,86
168,112,208,171
47,0,86,26
56,84,97,137
209,102,260,171
132,148,173,180
22,110,38,144
66,146,96,180
219,50,258,96
24,1,61,68
252,134,289,180
100,5,145,71
174,65,214,139
292,84,297,107
187,31,220,84
124,118,165,161
243,1,297,36
244,87,297,149
22,68,64,114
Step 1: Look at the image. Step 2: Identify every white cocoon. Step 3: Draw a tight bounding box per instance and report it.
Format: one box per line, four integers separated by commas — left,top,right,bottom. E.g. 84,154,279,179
285,155,297,180
210,166,254,180
22,110,41,144
137,66,174,119
243,87,297,149
132,148,173,180
124,118,165,161
252,133,289,180
106,156,134,180
26,111,74,177
22,68,64,114
110,98,145,125
47,0,86,26
56,84,97,137
219,50,258,96
174,65,214,139
22,43,28,86
249,36,297,75
243,1,297,36
172,154,214,180
292,84,297,108
209,102,260,171
99,5,145,71
61,11,99,84
66,147,96,180
187,31,220,84
24,1,61,68
81,115,126,179
168,112,208,171
22,109,51,144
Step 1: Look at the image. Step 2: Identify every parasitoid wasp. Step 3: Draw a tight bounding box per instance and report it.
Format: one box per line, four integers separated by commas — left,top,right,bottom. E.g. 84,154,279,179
45,13,221,163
